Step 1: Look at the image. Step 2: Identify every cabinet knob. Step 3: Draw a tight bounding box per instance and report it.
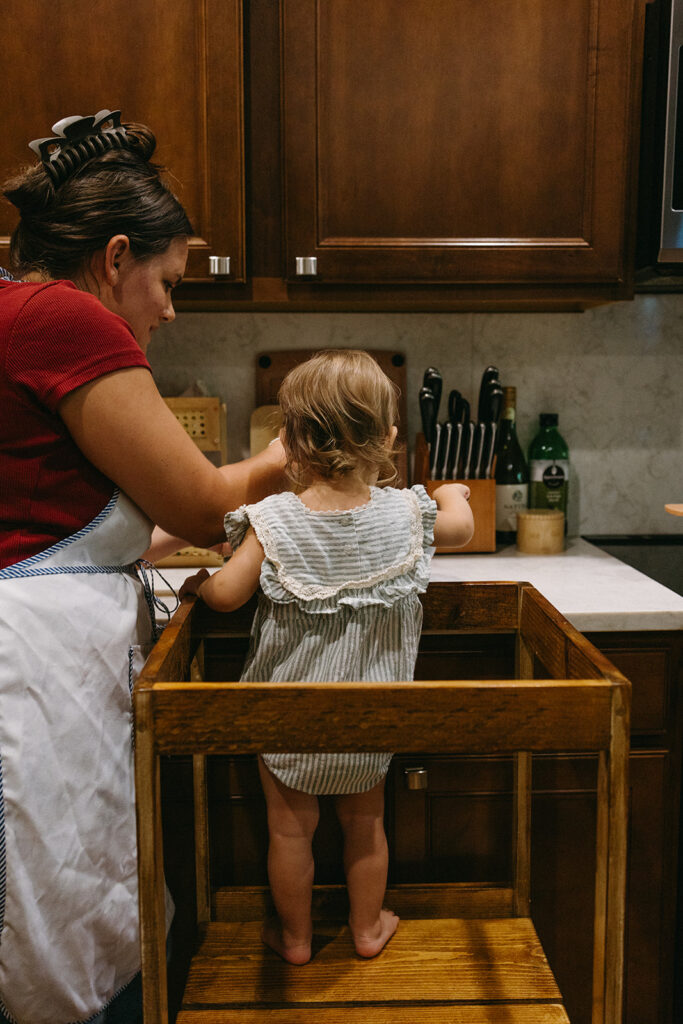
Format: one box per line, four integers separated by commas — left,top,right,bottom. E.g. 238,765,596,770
403,766,428,790
209,256,231,276
295,256,318,276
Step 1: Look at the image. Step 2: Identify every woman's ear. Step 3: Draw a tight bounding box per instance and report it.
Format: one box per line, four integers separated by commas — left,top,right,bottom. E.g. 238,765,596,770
386,425,398,449
103,235,132,285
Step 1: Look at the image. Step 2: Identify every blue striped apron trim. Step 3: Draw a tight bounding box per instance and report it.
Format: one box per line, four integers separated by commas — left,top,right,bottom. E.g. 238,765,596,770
0,562,137,580
0,489,120,579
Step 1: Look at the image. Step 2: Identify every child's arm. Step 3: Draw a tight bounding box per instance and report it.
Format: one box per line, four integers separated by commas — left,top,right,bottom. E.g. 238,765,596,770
179,527,265,612
432,483,475,548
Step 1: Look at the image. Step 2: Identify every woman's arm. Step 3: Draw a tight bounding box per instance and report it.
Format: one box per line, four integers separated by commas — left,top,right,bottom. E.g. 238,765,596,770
142,528,231,563
58,367,286,548
180,528,264,612
432,483,475,548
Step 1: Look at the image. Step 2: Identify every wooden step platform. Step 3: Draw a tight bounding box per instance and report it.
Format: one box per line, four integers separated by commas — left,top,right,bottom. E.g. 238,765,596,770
176,913,568,1023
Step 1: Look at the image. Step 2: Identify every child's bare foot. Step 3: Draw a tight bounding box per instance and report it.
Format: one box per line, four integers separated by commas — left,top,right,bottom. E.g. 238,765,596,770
350,908,399,958
261,918,312,965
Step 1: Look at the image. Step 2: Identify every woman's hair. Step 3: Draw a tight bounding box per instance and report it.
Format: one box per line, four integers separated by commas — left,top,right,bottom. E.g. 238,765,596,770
2,122,193,279
278,349,399,488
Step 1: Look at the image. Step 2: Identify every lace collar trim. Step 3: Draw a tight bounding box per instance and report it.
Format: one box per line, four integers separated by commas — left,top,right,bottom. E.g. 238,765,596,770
250,488,425,601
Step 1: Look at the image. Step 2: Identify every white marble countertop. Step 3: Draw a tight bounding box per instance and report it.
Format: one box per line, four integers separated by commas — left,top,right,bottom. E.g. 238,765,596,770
429,537,683,632
153,538,683,633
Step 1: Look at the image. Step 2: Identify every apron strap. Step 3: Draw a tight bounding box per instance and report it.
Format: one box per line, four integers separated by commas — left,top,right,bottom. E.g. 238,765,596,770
134,559,179,639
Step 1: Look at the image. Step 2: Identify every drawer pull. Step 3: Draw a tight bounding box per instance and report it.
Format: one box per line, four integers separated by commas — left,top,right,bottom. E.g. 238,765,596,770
404,766,428,790
209,256,231,276
295,256,318,276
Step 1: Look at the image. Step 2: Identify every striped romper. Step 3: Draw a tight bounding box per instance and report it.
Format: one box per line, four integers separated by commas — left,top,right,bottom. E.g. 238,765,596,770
224,484,437,795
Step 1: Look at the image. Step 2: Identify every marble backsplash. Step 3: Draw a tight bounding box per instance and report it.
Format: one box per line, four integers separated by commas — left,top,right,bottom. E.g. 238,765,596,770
148,294,683,536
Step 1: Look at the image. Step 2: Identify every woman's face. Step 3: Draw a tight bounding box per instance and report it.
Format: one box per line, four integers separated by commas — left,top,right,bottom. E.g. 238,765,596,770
104,236,188,352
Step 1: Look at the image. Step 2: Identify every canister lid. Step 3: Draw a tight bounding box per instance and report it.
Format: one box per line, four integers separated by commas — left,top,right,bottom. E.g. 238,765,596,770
517,509,564,521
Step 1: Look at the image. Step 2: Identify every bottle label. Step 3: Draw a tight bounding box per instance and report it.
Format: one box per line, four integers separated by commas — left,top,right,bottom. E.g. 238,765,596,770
496,483,529,531
530,459,568,511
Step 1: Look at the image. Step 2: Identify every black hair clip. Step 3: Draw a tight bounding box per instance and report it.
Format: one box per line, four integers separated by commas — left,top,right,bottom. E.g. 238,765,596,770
28,109,128,185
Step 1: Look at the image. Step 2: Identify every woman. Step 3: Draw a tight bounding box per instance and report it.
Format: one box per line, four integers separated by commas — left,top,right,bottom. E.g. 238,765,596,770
0,110,284,1024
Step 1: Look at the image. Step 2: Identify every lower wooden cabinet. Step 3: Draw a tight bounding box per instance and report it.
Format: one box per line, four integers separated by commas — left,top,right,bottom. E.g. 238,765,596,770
161,628,682,1024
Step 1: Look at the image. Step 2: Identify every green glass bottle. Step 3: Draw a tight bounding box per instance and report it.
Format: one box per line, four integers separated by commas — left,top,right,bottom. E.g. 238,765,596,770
528,414,569,521
494,387,529,545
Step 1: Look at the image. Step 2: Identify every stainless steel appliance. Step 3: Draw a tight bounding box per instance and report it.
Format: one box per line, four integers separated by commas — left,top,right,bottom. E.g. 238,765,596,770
660,0,683,259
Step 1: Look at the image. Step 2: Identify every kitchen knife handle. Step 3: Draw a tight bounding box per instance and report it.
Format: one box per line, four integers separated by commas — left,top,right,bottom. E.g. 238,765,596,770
462,422,475,479
485,422,498,478
429,422,442,478
439,422,453,480
450,421,463,479
473,422,486,479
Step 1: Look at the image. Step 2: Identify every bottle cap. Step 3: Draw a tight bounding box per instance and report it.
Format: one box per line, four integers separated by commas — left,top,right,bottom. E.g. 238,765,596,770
502,386,516,416
539,413,558,427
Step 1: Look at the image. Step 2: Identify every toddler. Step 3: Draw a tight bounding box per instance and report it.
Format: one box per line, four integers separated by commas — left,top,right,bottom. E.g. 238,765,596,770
181,350,474,964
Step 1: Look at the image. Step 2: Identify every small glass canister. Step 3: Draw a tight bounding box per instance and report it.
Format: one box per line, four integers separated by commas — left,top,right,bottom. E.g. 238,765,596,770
516,509,565,554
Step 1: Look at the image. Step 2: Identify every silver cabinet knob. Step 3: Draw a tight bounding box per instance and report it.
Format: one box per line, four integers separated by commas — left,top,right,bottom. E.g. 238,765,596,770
209,256,231,276
295,256,318,276
403,767,428,790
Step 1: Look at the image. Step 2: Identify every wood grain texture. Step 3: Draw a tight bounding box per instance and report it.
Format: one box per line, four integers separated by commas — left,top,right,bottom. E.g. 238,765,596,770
177,1007,569,1023
213,883,515,922
135,581,630,1023
182,918,562,1006
280,0,642,288
520,586,631,685
146,679,614,755
0,0,245,281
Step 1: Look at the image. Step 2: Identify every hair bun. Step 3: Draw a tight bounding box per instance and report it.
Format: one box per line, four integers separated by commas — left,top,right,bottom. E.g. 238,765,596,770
121,123,157,163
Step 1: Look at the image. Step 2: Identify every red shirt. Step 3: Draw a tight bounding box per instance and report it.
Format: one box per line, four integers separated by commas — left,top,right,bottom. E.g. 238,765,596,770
0,279,151,568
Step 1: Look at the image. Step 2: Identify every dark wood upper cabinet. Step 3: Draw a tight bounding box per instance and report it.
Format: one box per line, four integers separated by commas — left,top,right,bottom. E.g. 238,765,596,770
0,0,245,283
281,0,645,295
2,0,648,308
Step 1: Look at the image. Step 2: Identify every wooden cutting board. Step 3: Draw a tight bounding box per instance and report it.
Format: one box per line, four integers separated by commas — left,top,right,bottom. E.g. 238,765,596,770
255,349,408,485
250,404,283,456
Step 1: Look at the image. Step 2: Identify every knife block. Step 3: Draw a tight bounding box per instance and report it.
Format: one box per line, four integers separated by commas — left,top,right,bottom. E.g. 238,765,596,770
414,433,496,553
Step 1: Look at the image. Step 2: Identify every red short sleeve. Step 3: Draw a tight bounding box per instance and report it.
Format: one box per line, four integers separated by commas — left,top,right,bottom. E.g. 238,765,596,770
4,279,149,410
0,279,152,567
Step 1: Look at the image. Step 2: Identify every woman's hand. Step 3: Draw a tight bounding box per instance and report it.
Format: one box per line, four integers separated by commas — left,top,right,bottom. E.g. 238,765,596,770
178,568,210,600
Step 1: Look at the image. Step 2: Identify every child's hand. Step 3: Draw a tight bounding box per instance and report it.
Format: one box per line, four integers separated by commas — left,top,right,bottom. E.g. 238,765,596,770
179,568,210,600
434,482,470,504
432,483,475,548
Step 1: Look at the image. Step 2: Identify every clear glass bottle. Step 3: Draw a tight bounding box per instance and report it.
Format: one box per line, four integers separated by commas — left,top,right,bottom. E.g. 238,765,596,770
528,413,569,523
494,387,529,545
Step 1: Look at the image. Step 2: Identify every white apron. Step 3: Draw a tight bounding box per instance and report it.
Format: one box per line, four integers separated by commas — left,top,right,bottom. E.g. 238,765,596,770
0,489,171,1024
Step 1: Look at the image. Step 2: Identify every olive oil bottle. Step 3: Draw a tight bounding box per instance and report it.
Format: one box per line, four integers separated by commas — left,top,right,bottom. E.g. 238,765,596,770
494,387,529,545
528,414,569,521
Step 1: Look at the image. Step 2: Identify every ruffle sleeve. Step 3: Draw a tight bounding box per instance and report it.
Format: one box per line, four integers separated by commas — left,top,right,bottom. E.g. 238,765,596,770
223,506,252,549
410,484,438,551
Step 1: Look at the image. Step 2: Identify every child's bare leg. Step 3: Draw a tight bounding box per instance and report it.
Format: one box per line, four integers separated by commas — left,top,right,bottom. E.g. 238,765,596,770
258,757,320,964
335,780,399,957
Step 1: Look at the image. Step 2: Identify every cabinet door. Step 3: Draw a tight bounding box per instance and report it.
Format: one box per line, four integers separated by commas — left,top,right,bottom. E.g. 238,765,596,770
281,0,642,289
391,750,670,1024
1,0,244,283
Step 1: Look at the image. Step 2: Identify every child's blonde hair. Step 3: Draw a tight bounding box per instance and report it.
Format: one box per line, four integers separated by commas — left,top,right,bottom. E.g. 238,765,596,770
278,350,399,488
